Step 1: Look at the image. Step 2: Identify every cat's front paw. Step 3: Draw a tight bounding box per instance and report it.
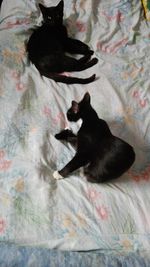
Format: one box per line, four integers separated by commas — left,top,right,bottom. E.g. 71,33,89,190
53,171,63,180
55,129,72,140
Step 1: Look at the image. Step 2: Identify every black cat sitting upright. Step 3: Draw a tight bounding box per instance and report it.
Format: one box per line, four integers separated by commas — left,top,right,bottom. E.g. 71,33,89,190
27,1,98,84
53,92,135,183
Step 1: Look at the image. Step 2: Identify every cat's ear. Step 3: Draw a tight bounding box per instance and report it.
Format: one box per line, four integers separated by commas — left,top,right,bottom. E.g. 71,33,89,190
83,92,91,103
57,0,64,11
39,4,46,14
72,101,79,114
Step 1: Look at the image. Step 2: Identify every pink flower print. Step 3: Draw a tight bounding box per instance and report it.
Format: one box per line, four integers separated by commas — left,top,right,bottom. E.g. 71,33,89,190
128,170,141,182
116,11,124,23
0,160,11,171
76,21,86,32
0,218,6,234
12,71,20,80
102,10,124,23
139,99,147,108
96,205,109,220
110,38,128,53
97,38,128,54
129,168,150,182
43,106,68,127
0,149,11,171
132,174,140,182
43,106,51,117
0,150,5,159
6,18,30,29
132,90,139,98
16,82,25,91
140,168,150,181
132,89,147,108
55,112,68,128
87,188,101,202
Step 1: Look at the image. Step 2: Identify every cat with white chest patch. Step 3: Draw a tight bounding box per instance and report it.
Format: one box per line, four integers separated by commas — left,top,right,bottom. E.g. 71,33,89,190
54,92,135,183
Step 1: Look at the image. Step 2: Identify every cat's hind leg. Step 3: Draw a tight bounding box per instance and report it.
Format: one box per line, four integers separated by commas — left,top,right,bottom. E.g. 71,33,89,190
35,54,97,84
62,54,98,72
36,53,97,73
58,152,90,177
83,161,103,183
64,38,93,55
77,54,92,64
84,160,113,183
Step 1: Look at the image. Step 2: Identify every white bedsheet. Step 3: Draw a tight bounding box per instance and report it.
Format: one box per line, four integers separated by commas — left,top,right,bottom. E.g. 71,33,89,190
0,0,150,256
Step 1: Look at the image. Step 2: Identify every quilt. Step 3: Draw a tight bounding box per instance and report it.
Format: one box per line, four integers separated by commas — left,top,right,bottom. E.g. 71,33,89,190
0,0,150,259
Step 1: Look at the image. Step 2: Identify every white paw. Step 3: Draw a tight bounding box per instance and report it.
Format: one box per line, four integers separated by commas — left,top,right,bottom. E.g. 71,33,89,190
53,171,63,180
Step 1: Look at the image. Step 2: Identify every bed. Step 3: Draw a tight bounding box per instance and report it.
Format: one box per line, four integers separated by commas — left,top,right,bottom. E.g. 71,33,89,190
0,0,150,266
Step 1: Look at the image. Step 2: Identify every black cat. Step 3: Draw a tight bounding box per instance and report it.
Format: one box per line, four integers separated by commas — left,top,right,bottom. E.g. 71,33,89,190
54,92,135,183
27,1,98,84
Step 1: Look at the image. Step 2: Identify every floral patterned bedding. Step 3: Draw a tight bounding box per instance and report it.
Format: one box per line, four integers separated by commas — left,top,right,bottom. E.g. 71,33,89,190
0,0,150,259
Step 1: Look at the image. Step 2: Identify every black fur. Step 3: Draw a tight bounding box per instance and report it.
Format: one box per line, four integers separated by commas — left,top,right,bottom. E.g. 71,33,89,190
27,1,98,84
55,92,135,183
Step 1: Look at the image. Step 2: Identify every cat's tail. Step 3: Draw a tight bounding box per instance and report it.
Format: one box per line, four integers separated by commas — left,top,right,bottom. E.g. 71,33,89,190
41,72,96,84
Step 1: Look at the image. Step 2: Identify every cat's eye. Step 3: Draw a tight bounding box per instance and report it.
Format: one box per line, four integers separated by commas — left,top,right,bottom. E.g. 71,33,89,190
48,16,52,20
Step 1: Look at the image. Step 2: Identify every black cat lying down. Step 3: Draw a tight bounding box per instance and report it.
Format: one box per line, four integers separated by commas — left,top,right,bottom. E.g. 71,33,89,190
27,1,98,84
53,92,135,183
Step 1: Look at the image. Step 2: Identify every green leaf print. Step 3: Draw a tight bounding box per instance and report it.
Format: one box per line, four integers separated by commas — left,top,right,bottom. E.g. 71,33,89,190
122,214,136,234
14,196,50,226
147,1,150,11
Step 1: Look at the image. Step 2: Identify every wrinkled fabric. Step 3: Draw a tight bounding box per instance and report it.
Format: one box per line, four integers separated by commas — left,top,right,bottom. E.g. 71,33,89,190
0,0,150,259
0,244,150,267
